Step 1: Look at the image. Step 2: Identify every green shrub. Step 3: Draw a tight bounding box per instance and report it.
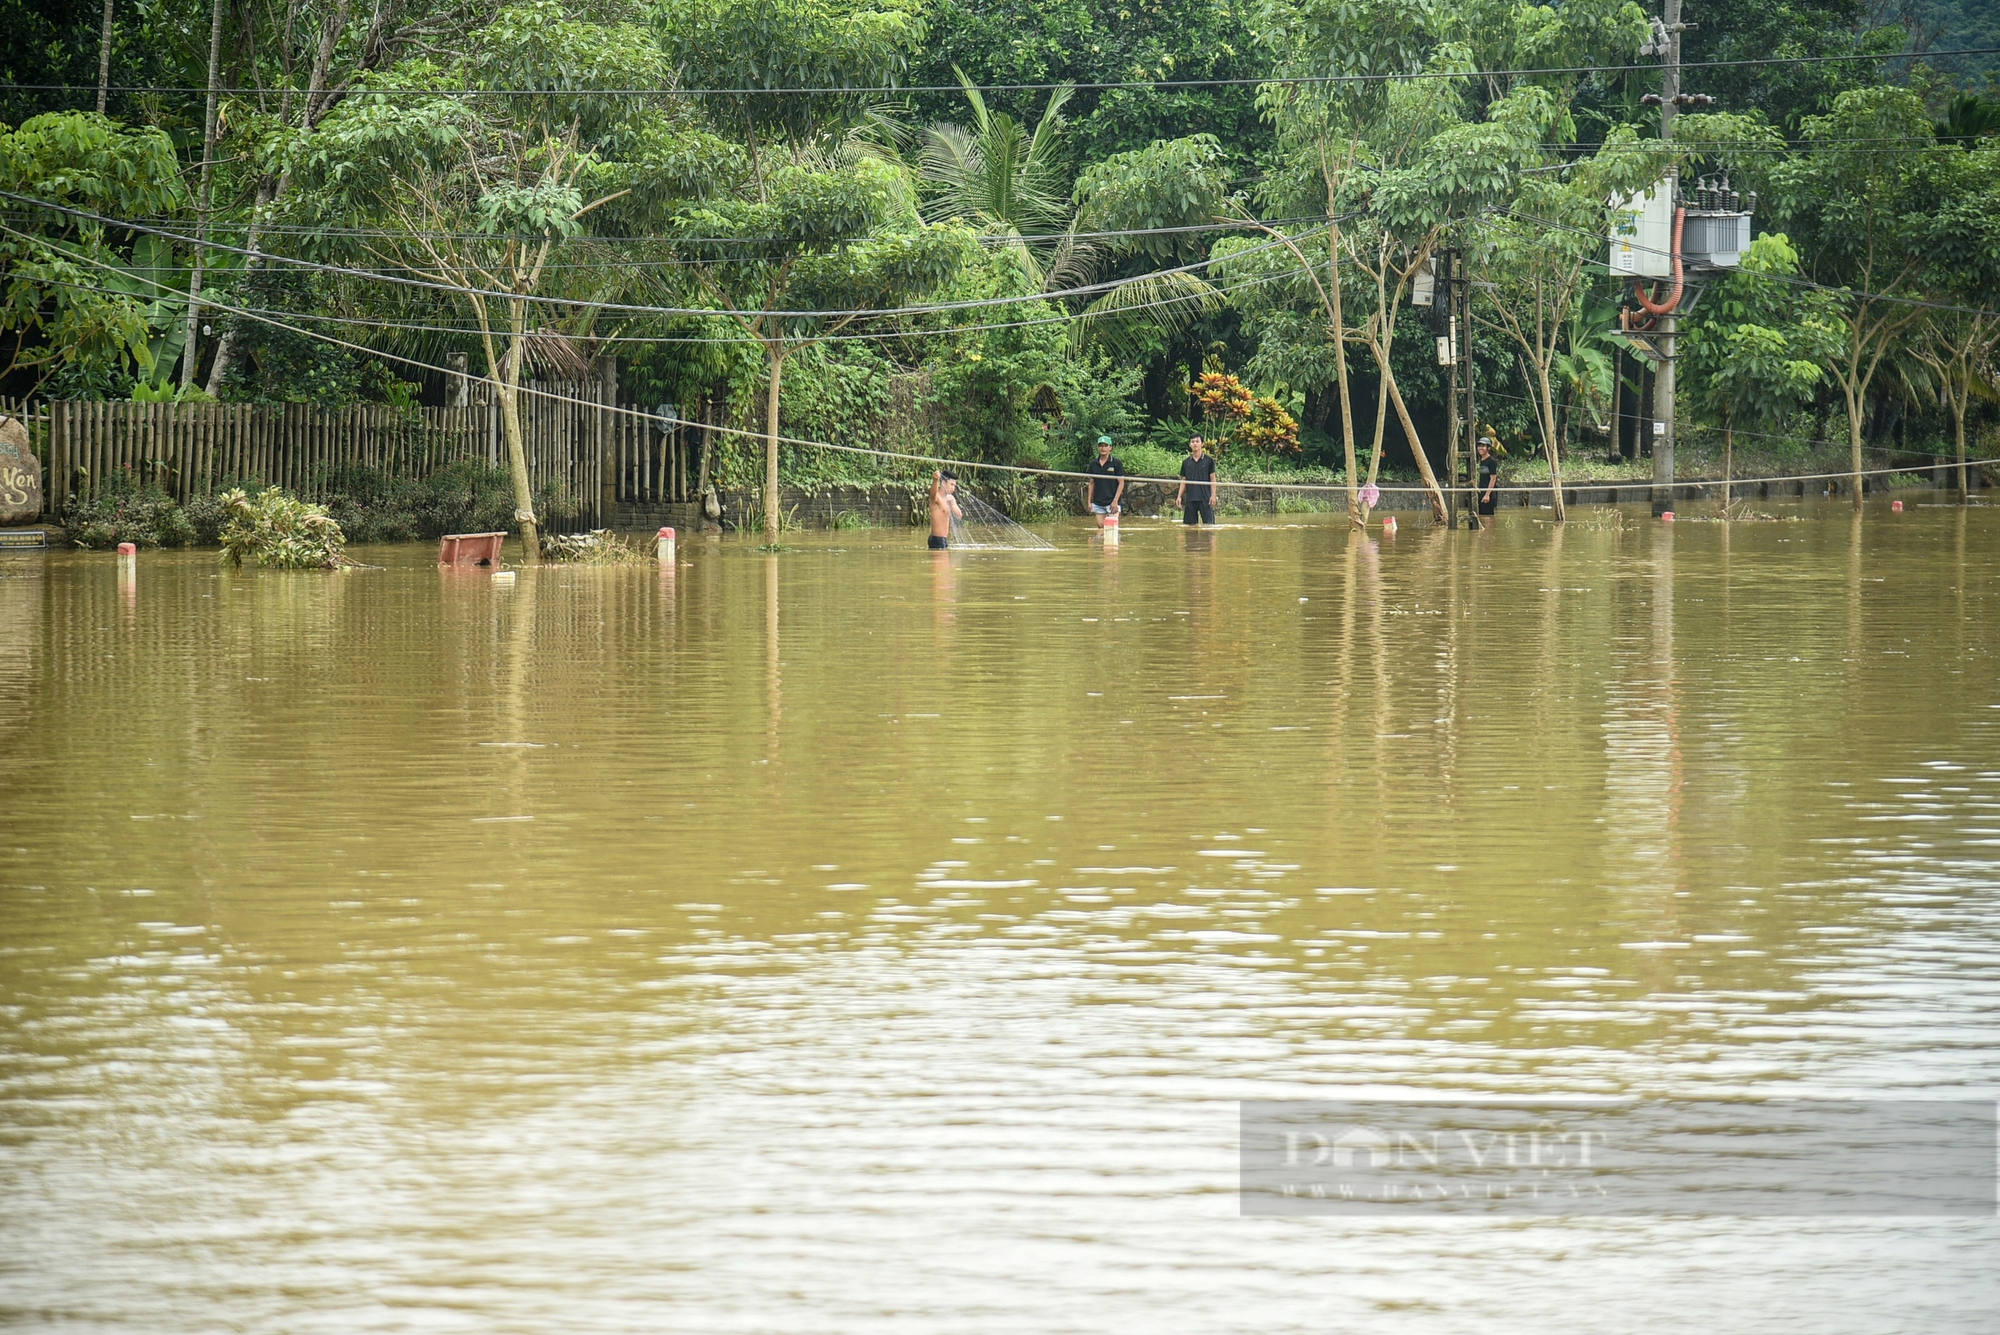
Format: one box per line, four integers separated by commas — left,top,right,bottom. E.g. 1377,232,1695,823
218,488,349,569
182,490,236,545
64,470,195,549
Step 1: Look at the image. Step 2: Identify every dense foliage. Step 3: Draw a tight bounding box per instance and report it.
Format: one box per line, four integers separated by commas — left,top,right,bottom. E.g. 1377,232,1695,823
217,487,348,569
4,0,1998,524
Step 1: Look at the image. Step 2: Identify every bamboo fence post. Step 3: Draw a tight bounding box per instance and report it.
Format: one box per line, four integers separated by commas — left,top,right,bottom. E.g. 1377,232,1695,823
50,402,64,509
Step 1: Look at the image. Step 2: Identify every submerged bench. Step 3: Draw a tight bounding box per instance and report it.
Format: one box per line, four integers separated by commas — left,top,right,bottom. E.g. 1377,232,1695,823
438,532,507,566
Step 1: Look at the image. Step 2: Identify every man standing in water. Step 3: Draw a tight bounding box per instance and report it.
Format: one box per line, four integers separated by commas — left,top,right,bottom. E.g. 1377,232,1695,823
1475,436,1500,529
1175,434,1217,526
1085,435,1126,528
929,469,960,549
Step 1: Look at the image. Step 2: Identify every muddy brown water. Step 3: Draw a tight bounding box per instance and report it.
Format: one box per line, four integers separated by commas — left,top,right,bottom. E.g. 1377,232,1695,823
3,502,1998,1331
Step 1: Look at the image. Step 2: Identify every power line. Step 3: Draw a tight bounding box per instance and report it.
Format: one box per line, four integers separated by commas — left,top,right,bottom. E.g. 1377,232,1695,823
20,264,1304,346
3,191,1328,321
0,211,1329,248
23,243,1991,503
16,46,1998,99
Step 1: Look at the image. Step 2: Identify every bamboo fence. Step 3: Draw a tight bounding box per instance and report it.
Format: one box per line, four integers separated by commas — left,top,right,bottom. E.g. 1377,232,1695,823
31,382,617,525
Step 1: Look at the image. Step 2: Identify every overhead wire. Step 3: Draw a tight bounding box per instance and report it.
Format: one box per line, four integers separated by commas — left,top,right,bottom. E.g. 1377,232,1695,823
19,45,2000,98
24,240,1989,505
1,190,1332,320
18,264,1308,346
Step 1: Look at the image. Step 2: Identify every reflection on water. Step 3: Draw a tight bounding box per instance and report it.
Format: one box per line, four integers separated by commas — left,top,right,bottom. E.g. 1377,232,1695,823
3,504,1999,1332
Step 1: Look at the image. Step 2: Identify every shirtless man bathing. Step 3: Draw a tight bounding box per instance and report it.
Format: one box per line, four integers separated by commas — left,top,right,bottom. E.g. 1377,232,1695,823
928,470,961,549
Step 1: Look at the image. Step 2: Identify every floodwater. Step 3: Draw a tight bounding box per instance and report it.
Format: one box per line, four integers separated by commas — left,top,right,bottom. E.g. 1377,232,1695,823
2,501,1998,1332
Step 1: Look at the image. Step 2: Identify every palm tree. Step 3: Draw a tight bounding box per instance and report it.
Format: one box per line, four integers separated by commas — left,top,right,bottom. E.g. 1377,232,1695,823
921,76,1223,370
920,70,1074,286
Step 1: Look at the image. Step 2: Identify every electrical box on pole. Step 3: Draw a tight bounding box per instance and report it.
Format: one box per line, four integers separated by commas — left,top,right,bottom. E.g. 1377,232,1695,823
1609,184,1674,279
1410,255,1458,367
1411,255,1436,307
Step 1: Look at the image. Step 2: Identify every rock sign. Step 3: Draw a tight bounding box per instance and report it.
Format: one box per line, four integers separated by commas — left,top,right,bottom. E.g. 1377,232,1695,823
0,415,43,525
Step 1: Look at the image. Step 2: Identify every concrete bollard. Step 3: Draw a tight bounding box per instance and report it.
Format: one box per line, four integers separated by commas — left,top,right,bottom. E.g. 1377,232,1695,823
1381,515,1397,536
1891,499,1903,513
116,542,137,556
492,570,517,586
1661,511,1675,523
657,526,676,564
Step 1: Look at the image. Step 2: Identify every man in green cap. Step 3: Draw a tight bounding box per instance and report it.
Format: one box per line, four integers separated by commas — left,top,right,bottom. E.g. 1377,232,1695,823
1085,435,1126,528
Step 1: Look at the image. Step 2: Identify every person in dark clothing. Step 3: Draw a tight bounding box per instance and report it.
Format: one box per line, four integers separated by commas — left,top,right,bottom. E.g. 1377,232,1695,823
1176,435,1217,525
1475,438,1500,526
1085,435,1126,527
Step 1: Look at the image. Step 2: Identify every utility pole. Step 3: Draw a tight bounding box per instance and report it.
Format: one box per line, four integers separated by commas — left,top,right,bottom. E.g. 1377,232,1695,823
1651,0,1683,517
1462,256,1477,528
1443,248,1460,529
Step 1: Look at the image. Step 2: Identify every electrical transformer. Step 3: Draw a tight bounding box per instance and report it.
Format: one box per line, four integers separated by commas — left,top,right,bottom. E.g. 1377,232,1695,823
1608,175,1755,277
1680,174,1756,272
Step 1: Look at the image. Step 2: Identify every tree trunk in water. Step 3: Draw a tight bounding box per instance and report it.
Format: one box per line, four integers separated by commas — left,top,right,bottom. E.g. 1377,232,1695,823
490,323,539,564
1383,368,1447,524
497,379,540,564
96,0,114,114
1953,390,1968,502
764,348,784,541
182,0,226,392
1537,361,1566,522
1327,215,1360,528
1722,420,1733,519
1842,375,1865,512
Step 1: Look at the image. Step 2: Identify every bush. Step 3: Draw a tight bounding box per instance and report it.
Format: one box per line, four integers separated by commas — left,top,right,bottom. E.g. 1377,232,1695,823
182,490,236,545
64,470,195,548
218,487,349,569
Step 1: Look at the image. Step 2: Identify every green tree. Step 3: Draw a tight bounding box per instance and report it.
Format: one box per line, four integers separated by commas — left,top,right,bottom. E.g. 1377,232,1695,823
1243,0,1444,524
1908,132,2000,496
300,1,684,559
672,154,974,538
0,111,185,393
654,0,926,177
202,0,489,394
1343,75,1554,521
1912,309,2000,497
1679,232,1843,514
909,0,1273,168
1769,85,1966,509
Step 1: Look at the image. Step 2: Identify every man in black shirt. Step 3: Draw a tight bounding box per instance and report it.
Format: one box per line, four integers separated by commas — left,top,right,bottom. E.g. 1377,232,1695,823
1085,435,1126,528
1476,437,1500,527
1176,435,1217,525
